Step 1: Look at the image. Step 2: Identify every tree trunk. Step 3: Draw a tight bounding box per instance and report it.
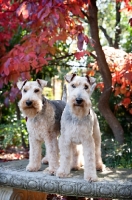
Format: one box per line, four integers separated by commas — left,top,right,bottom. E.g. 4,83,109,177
87,0,124,144
114,1,121,48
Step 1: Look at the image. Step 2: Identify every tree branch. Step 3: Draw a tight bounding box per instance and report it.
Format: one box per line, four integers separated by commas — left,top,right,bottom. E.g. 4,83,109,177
54,53,74,60
81,9,90,22
99,25,113,47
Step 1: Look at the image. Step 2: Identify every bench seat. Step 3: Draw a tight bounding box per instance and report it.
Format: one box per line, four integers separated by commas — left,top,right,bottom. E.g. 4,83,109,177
0,160,132,199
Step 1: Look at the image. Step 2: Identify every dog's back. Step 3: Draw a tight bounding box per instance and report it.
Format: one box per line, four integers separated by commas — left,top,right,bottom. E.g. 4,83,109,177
49,100,65,129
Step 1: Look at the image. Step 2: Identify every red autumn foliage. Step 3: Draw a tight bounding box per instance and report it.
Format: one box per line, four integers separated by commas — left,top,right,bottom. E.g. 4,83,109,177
89,47,132,114
0,0,131,114
118,0,132,26
0,0,90,87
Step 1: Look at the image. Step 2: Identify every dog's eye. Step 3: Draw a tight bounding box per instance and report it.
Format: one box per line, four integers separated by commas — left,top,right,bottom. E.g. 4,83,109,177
71,84,76,88
84,85,88,90
23,89,27,93
34,89,39,93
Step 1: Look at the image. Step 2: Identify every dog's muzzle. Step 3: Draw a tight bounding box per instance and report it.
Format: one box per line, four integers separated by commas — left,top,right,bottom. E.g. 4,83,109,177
75,98,83,106
26,100,32,106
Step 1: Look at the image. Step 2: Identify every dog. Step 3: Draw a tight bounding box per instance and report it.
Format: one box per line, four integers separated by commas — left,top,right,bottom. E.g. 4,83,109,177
56,74,104,181
17,79,65,174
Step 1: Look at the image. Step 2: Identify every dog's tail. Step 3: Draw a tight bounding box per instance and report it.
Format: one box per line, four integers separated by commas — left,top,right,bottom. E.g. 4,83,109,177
61,84,67,103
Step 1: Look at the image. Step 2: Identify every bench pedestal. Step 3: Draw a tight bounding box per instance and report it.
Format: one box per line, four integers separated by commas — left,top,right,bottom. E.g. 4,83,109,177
0,187,47,200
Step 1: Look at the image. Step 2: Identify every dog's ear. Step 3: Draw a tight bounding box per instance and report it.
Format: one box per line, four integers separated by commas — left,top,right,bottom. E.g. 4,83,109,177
86,75,96,85
17,80,27,90
65,73,76,83
86,76,96,95
37,79,47,88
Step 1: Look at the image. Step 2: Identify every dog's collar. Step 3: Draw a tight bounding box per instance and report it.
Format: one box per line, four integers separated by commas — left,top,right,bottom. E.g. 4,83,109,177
86,109,90,117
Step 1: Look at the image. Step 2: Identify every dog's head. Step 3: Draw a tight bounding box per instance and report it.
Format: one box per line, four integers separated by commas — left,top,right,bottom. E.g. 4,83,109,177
65,73,96,118
17,79,47,118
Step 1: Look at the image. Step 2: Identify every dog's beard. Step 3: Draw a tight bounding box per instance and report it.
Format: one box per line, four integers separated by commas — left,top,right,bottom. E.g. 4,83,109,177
18,100,43,118
69,100,91,119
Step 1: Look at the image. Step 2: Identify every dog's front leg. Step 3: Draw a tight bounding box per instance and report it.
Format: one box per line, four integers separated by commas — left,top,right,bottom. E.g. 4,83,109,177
26,136,42,172
56,136,71,177
82,136,97,181
44,136,59,174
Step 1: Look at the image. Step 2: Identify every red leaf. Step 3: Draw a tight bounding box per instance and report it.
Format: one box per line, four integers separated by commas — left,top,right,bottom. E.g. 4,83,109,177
9,73,20,83
75,51,85,60
32,60,38,68
19,53,25,60
4,58,11,76
70,4,83,18
37,7,45,19
13,59,19,71
122,98,131,107
129,108,132,115
74,50,90,60
51,11,59,25
129,18,132,26
0,78,3,89
16,2,31,19
4,77,8,85
96,82,104,92
38,6,50,21
0,65,4,74
39,57,47,65
84,35,89,44
124,71,132,81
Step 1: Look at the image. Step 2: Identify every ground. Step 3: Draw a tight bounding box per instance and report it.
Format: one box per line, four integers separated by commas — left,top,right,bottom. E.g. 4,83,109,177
0,146,29,162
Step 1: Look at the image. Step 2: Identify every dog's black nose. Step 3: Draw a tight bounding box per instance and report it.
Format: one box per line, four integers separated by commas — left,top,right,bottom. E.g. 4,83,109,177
26,100,32,106
76,98,83,104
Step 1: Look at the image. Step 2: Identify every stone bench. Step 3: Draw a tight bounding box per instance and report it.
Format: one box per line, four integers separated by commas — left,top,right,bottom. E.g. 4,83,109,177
0,160,132,200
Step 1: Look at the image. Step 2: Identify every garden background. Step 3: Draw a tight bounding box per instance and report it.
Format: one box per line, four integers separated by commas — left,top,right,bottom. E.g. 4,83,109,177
0,0,132,171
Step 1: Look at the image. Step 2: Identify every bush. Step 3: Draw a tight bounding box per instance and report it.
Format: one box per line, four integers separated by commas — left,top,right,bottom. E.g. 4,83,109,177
101,137,132,169
0,119,28,149
91,88,132,169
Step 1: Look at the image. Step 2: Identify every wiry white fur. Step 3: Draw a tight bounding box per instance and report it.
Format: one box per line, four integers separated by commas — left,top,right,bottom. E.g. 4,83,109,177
56,75,104,181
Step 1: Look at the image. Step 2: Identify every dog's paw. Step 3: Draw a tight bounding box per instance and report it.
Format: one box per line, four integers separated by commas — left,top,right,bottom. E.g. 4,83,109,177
41,157,48,164
43,166,58,175
56,168,69,178
71,166,81,171
26,164,41,172
71,162,83,171
96,163,106,172
84,174,98,182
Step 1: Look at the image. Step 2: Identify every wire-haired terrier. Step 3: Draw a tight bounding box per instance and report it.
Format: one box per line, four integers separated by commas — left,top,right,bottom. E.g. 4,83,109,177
17,79,65,174
56,74,104,181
